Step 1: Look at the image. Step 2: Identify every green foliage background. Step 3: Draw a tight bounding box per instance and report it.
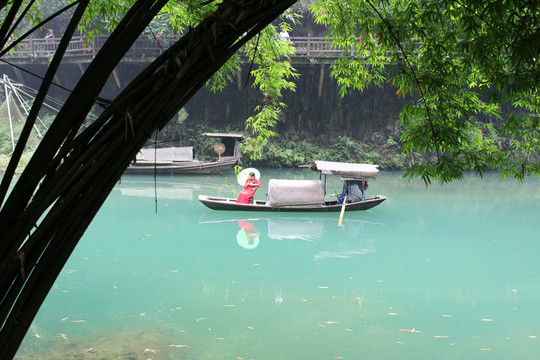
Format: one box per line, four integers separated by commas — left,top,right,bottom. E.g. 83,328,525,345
1,0,538,182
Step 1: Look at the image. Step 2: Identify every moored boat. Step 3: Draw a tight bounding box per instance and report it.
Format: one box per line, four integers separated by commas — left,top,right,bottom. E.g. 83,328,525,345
198,161,387,212
124,133,244,175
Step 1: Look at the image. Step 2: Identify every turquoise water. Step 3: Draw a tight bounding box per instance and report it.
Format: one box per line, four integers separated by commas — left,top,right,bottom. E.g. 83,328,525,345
15,170,540,360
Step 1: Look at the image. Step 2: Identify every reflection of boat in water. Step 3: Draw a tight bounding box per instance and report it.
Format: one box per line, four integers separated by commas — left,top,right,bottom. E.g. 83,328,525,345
201,215,381,257
313,246,376,261
267,218,324,241
114,177,205,200
198,161,387,212
117,184,200,200
124,133,244,175
267,217,378,260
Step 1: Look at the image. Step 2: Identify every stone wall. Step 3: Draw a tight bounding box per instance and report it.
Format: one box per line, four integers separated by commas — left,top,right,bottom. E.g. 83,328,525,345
0,61,406,142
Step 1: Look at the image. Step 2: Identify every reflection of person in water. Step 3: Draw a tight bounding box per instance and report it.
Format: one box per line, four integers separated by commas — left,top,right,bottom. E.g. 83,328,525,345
237,220,260,249
275,290,283,304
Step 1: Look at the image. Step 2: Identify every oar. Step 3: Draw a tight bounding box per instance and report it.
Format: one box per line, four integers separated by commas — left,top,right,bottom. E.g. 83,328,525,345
338,195,347,226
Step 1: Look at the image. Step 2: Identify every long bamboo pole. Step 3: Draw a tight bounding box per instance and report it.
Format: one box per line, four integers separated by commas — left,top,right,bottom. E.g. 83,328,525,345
338,195,347,226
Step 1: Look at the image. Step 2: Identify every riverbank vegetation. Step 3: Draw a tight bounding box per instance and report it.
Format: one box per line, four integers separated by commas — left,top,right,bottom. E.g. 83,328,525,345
166,119,407,169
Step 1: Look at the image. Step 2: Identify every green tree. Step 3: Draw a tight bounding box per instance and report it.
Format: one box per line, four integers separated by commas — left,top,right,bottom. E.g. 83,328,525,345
312,0,539,184
206,12,301,159
242,21,299,159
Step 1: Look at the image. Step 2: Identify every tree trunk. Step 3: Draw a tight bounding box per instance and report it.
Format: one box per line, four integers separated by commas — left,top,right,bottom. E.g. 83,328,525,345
0,0,296,358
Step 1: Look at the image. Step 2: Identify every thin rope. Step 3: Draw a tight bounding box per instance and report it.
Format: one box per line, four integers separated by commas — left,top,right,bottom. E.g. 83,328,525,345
0,58,73,94
153,131,158,213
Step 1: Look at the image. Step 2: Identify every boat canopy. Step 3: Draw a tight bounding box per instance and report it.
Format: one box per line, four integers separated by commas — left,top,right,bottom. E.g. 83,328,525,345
203,132,245,141
136,147,193,162
310,161,380,179
268,179,325,206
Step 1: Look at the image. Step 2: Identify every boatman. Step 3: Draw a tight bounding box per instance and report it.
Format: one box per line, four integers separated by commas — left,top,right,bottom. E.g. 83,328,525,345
349,180,365,202
339,179,367,203
236,172,261,204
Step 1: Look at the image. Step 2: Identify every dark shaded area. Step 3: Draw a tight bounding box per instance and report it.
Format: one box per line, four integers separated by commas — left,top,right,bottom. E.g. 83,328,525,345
0,62,406,143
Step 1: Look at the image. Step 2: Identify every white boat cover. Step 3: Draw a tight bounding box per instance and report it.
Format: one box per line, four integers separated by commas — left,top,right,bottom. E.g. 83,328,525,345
267,179,325,206
203,132,245,140
310,161,380,179
136,147,194,162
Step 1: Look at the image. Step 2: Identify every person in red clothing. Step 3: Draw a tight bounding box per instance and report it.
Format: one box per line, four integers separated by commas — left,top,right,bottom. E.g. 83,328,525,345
236,172,261,204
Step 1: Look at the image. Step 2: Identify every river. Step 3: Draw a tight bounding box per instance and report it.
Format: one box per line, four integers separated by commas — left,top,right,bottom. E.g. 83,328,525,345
15,169,540,359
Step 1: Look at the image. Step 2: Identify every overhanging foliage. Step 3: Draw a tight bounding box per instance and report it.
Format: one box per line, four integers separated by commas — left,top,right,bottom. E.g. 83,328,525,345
312,0,539,184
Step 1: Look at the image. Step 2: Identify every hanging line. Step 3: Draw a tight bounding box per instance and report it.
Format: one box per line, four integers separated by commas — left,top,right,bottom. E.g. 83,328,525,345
0,58,74,94
154,130,159,213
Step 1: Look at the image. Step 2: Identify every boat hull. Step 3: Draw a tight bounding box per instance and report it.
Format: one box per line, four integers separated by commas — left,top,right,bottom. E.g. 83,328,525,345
198,194,387,212
124,158,238,175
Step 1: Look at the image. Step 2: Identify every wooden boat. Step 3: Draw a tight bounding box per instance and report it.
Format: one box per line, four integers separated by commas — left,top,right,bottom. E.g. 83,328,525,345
198,161,387,212
198,194,386,212
124,133,244,175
